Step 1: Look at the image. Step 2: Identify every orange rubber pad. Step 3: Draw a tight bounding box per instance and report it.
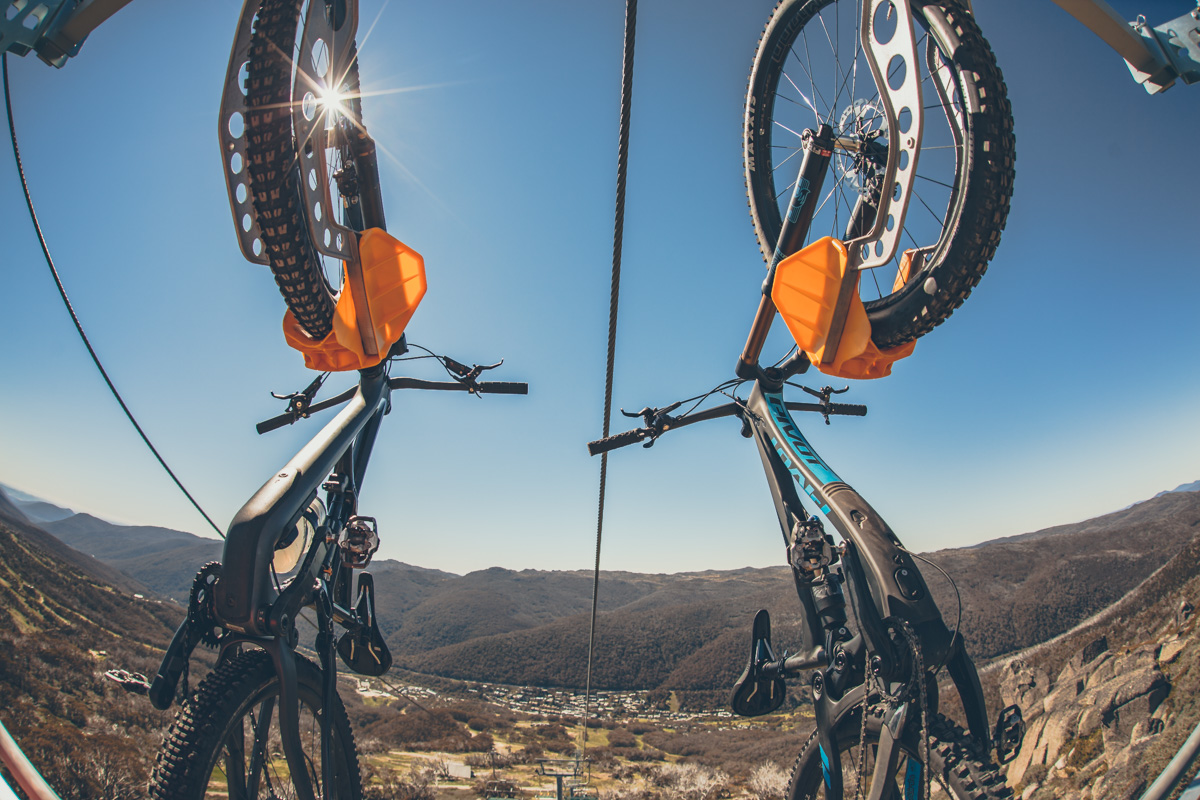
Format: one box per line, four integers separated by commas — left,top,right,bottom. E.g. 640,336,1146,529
771,237,914,380
283,228,427,372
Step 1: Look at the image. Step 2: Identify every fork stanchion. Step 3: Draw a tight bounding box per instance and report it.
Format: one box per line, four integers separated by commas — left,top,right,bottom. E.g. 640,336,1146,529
736,294,778,379
736,125,835,379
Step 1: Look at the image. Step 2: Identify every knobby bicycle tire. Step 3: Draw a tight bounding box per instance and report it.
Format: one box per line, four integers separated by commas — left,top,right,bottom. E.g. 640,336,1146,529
788,708,1012,799
149,649,361,800
246,0,365,341
745,0,1015,349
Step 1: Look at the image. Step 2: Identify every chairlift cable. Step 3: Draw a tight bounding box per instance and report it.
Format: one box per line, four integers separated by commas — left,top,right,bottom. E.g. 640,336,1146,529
3,53,224,540
583,0,638,759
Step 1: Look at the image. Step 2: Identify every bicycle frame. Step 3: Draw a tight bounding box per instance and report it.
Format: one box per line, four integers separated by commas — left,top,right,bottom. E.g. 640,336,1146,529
740,373,992,777
216,365,388,639
144,366,390,800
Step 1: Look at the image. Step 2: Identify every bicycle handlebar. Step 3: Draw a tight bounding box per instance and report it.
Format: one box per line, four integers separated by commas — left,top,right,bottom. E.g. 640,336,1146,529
257,378,529,434
586,400,865,455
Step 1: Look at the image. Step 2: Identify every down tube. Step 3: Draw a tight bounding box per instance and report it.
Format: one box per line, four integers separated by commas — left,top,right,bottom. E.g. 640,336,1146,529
746,382,953,663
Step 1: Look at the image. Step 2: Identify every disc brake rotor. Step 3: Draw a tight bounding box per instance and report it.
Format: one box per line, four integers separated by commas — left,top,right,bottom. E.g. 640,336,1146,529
836,99,888,197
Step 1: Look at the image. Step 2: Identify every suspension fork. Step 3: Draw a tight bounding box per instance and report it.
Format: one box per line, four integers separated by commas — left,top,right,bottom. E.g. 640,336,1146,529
316,583,338,800
260,636,319,800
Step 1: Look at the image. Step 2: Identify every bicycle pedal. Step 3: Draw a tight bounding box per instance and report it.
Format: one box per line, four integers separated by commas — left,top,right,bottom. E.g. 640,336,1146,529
104,668,150,696
992,704,1025,764
336,573,392,677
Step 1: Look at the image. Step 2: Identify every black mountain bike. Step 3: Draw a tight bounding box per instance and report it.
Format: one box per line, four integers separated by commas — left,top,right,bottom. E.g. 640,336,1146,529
591,366,1019,798
142,2,528,798
586,5,1023,794
146,344,525,800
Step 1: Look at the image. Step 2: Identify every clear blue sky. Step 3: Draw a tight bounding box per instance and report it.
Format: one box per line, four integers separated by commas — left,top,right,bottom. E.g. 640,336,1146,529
2,0,1197,575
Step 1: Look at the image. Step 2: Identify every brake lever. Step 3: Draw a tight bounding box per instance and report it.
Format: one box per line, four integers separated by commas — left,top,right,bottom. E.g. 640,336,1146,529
798,385,849,425
619,402,683,447
269,373,328,423
445,358,506,394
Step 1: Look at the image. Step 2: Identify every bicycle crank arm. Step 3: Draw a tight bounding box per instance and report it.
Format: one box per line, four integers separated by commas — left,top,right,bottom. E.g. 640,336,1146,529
946,633,991,752
335,572,392,677
867,703,910,800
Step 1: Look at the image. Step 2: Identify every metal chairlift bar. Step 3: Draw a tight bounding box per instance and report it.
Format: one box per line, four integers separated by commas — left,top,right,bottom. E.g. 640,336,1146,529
1047,0,1191,92
1140,718,1200,800
0,718,62,800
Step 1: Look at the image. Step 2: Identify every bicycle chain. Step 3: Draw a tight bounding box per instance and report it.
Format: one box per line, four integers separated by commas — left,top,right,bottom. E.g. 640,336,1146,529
901,621,932,800
853,621,931,799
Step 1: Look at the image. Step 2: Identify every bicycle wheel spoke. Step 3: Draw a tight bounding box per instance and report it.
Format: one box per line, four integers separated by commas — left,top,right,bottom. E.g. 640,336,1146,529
248,699,275,798
915,173,954,190
783,69,823,123
911,187,946,226
793,38,830,113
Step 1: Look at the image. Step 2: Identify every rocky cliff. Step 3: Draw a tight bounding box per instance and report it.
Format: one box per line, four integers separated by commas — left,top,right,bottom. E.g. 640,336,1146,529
995,532,1200,799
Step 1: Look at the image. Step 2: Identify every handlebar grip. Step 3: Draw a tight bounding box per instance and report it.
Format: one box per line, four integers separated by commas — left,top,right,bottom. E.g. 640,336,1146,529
476,382,528,395
256,414,295,435
828,403,867,416
587,428,648,456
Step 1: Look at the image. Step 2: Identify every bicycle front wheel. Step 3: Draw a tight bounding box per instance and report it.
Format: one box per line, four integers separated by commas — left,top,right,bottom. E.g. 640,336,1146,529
745,0,1015,349
789,708,1010,800
150,650,361,800
246,0,371,341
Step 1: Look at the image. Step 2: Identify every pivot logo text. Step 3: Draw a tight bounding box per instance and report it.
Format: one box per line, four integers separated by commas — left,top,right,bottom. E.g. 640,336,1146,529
765,394,839,515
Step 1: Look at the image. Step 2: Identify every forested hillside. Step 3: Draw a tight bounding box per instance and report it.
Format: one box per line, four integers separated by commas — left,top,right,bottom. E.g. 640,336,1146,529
7,484,1199,698
0,505,181,798
404,492,1200,691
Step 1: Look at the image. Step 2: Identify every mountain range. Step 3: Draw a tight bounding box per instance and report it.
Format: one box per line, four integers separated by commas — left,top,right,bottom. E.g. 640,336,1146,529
2,481,1198,694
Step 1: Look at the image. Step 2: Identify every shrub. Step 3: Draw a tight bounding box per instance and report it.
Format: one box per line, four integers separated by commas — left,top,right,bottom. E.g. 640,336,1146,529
748,762,788,800
608,728,637,748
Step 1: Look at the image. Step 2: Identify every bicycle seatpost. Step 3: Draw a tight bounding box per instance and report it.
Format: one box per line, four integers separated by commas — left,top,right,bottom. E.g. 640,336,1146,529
737,124,834,378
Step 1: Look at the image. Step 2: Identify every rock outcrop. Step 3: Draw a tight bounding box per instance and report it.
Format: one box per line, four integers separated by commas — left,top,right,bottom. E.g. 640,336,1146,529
999,626,1194,799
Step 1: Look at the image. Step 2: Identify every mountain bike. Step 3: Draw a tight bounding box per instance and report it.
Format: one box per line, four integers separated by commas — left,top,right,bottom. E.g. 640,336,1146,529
586,6,1031,791
590,372,1018,798
137,2,529,799
143,344,524,800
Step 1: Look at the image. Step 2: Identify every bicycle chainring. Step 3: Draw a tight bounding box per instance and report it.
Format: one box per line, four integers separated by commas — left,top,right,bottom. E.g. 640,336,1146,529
189,562,226,648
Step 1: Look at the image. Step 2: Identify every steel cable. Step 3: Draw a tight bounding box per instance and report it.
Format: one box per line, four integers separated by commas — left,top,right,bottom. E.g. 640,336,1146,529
3,53,224,539
582,0,637,758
